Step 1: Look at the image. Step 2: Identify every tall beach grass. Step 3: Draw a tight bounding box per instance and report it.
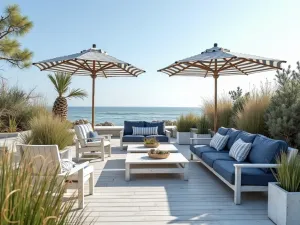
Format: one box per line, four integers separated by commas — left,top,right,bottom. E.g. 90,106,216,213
176,113,198,132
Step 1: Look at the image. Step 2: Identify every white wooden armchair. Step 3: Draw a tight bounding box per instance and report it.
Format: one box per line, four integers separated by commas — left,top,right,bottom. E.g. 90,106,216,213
74,123,111,162
16,144,94,209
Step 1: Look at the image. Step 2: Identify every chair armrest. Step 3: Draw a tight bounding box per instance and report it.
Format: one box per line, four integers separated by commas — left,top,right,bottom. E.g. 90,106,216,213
60,162,89,176
75,137,105,142
234,164,279,169
120,130,124,138
165,130,171,138
190,138,212,145
98,134,112,141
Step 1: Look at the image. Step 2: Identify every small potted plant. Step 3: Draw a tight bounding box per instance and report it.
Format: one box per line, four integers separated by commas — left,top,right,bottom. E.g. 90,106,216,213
268,150,300,225
176,113,198,145
144,137,159,148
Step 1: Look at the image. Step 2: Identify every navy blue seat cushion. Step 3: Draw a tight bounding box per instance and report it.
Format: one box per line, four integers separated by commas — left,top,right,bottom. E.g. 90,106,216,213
213,160,276,186
146,135,168,142
235,131,257,144
202,152,235,167
217,127,230,135
145,122,165,135
248,135,288,172
190,145,228,158
124,121,145,135
122,135,145,142
225,128,242,150
87,131,99,142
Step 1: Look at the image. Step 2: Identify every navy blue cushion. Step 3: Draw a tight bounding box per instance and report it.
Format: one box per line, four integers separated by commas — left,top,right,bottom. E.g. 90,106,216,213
235,131,257,144
202,152,235,167
190,145,228,158
225,129,242,150
124,121,145,135
213,160,276,186
249,135,288,172
146,135,169,142
122,135,145,142
145,122,165,135
217,127,229,135
87,131,98,142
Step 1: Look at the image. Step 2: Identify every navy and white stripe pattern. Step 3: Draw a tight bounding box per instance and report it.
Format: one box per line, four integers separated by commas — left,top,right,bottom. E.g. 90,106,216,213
210,133,229,151
132,126,158,135
229,138,252,162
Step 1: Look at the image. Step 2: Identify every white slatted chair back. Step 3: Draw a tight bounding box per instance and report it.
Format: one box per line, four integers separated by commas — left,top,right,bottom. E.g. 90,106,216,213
74,123,93,146
16,144,62,175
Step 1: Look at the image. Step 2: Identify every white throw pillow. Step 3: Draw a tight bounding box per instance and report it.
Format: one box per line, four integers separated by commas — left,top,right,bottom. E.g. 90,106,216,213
229,138,252,162
132,126,158,135
210,133,229,151
61,159,76,173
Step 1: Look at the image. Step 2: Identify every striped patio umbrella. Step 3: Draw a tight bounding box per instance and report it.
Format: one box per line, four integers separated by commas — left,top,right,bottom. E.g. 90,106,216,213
33,44,145,128
158,43,286,131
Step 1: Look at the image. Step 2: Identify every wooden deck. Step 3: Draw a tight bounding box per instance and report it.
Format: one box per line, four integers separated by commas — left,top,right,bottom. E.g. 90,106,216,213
73,138,274,225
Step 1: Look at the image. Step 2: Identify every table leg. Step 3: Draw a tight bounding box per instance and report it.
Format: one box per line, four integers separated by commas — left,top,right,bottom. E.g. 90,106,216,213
125,163,130,181
184,163,189,181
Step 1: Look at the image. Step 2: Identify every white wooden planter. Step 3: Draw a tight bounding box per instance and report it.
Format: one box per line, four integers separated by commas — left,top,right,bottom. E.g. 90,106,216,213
192,133,211,144
268,182,300,225
59,147,72,160
176,132,191,145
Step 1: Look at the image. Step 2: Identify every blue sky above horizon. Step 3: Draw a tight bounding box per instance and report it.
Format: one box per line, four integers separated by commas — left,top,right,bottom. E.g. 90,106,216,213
1,0,300,107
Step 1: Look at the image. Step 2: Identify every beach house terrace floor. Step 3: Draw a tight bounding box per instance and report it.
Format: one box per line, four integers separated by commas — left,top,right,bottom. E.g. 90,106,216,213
70,138,273,225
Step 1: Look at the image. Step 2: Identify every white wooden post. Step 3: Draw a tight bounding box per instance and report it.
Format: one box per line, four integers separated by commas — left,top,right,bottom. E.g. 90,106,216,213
89,171,94,195
108,144,111,157
78,168,84,208
125,163,130,181
184,163,189,181
101,139,105,161
76,140,80,162
234,166,242,205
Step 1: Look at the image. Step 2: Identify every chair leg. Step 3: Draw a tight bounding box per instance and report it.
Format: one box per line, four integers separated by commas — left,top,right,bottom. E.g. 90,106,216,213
109,144,111,157
101,141,105,161
78,168,84,208
234,166,242,205
76,149,80,162
89,171,94,195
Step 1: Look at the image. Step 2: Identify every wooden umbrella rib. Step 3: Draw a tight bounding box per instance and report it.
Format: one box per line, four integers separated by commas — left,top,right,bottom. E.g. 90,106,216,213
220,59,247,71
65,61,91,72
217,57,236,72
223,58,249,75
95,63,115,72
204,59,213,77
82,60,93,70
196,61,214,72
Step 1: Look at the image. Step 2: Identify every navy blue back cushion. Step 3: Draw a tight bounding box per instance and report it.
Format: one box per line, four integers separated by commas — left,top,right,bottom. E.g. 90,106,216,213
145,121,165,135
87,131,98,142
225,128,241,150
249,135,288,172
235,131,257,144
124,121,145,135
217,127,229,135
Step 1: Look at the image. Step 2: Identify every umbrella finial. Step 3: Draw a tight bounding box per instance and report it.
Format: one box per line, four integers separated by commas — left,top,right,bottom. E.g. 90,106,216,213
214,43,218,47
92,44,96,48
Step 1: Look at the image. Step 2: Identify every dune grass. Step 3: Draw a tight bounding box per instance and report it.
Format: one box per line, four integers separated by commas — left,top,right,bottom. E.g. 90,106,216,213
176,113,198,132
21,112,74,150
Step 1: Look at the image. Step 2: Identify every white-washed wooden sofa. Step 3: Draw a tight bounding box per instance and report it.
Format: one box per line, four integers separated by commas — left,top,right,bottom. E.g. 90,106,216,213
16,144,94,209
120,121,171,149
190,127,298,205
74,123,111,162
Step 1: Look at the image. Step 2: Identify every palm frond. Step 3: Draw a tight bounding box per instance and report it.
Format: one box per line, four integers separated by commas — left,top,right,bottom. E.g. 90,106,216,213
66,88,88,99
48,72,72,97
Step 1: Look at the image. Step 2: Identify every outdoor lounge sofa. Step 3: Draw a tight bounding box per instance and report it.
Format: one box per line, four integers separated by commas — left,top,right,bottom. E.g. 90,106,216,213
120,121,171,149
190,127,298,205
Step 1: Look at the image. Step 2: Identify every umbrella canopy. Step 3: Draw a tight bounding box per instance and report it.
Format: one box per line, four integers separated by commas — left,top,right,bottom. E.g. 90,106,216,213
158,43,286,131
33,44,145,127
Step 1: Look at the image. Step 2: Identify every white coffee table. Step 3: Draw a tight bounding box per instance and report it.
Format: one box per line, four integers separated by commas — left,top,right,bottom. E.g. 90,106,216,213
125,153,189,181
127,144,178,153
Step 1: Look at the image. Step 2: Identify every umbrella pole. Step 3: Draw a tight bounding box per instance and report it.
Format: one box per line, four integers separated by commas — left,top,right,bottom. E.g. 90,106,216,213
214,73,218,132
92,74,96,129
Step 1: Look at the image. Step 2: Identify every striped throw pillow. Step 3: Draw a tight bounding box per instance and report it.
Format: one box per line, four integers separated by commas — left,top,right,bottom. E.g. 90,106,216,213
210,133,229,151
132,126,158,135
229,138,252,162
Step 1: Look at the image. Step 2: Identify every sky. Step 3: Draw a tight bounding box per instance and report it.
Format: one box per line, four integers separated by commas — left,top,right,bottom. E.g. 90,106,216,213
1,0,300,107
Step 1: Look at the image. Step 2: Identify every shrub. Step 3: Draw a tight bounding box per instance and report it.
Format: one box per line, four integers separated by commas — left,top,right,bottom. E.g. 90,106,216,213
0,82,46,132
196,115,210,134
21,113,74,150
0,151,87,224
266,63,300,149
176,113,198,132
234,81,272,135
202,96,233,130
274,153,300,192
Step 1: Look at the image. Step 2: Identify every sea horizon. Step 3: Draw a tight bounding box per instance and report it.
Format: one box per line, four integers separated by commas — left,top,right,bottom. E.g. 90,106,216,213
68,106,201,125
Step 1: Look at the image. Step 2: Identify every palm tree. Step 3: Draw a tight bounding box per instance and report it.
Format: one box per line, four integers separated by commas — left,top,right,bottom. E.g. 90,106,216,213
48,72,87,120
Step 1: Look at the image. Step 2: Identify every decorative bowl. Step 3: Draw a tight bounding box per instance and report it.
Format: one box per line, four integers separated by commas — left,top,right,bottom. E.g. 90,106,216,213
148,150,170,159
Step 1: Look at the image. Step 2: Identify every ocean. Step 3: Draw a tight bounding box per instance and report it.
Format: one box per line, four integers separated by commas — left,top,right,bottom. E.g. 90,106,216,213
68,107,201,125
